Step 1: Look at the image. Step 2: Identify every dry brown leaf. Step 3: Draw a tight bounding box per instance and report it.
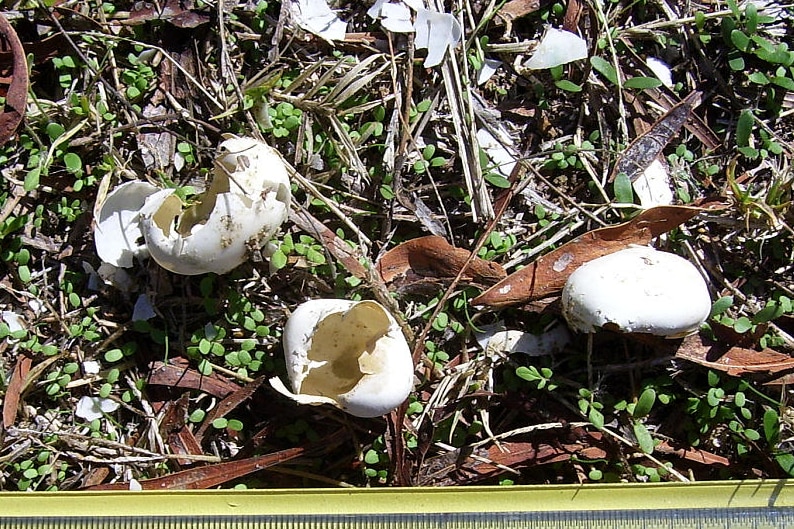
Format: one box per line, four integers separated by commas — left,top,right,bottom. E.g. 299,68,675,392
147,360,240,399
472,204,718,307
420,438,607,486
0,13,29,146
126,0,210,28
655,440,730,466
377,235,506,285
81,429,348,490
195,375,267,443
495,0,542,25
2,354,31,430
675,333,794,378
82,446,305,490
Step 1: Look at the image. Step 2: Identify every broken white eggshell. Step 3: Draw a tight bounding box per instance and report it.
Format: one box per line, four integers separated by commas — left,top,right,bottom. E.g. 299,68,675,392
523,27,588,70
139,136,291,275
561,246,711,338
94,180,159,268
269,299,414,418
477,322,571,357
633,158,674,208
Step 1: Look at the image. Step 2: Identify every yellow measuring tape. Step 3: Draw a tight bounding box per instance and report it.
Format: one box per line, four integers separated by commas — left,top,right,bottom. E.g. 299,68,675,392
1,481,792,527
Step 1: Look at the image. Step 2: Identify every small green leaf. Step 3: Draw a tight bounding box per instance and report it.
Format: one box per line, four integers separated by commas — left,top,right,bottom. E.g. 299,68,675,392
754,300,785,324
104,349,124,363
305,247,326,265
730,30,750,51
484,173,511,188
623,77,662,90
633,388,657,418
17,265,31,283
364,449,380,465
736,109,754,148
763,409,780,444
748,72,769,85
554,80,582,92
189,409,206,423
728,56,745,71
212,418,228,429
269,249,288,270
733,316,753,333
24,168,41,192
613,172,634,203
197,359,213,376
776,453,794,477
633,422,655,454
772,76,794,91
227,419,244,431
63,153,82,174
588,407,605,429
590,56,619,85
744,3,758,32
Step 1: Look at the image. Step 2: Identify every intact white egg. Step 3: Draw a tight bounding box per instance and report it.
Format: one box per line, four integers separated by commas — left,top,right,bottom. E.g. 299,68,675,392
561,246,711,338
270,299,414,418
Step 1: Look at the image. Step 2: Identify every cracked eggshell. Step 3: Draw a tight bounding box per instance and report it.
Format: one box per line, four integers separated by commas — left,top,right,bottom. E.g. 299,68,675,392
269,299,414,418
139,137,291,275
561,246,711,338
94,180,159,268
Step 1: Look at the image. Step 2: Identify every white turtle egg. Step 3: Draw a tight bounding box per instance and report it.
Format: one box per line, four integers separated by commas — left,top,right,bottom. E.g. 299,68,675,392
561,246,711,338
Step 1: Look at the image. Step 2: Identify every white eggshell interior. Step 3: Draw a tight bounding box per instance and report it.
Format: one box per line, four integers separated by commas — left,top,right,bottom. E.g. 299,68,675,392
94,181,159,268
561,246,711,337
138,137,291,275
271,299,414,418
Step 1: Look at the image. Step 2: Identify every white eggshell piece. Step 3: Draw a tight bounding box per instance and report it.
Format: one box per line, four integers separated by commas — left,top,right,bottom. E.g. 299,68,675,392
139,137,291,275
561,246,711,337
270,299,414,418
633,158,674,208
523,27,588,70
94,181,159,268
477,322,571,357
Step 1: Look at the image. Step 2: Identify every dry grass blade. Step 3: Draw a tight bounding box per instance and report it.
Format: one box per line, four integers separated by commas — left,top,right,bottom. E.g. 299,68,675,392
440,53,493,221
322,54,389,108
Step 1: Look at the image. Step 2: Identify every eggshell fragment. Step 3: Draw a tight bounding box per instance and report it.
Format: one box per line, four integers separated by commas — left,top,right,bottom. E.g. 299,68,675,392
270,299,414,418
561,246,711,337
94,181,159,268
139,136,291,275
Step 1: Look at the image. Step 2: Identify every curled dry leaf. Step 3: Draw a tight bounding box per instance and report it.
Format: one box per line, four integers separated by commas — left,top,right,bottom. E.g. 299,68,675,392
472,204,724,308
2,354,31,430
147,360,239,399
377,235,507,286
0,13,29,146
675,333,794,379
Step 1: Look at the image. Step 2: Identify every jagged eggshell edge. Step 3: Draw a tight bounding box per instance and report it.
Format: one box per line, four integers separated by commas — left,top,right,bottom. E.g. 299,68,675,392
270,299,415,418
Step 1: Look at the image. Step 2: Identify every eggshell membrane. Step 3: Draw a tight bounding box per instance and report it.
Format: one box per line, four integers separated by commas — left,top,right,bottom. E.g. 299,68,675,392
94,180,159,268
271,299,414,418
561,246,711,337
138,137,290,275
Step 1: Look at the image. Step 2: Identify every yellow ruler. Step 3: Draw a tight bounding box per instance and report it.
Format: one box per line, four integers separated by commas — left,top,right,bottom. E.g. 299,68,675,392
1,480,792,528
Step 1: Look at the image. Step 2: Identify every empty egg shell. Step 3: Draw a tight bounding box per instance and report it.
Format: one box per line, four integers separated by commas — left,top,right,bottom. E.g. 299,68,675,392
269,299,414,418
139,136,291,275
